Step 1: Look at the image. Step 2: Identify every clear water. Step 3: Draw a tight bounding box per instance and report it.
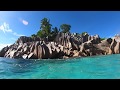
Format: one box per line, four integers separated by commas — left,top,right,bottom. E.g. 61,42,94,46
0,54,120,79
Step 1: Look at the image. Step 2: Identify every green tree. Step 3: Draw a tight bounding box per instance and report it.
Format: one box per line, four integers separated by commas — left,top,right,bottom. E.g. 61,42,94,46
36,18,52,38
60,24,71,33
100,37,106,41
31,34,36,38
37,30,45,38
82,32,88,36
52,27,59,35
40,18,52,37
49,27,59,41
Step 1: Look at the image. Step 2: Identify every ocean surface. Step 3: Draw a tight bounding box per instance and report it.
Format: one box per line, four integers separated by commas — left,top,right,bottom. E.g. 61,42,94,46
0,54,120,79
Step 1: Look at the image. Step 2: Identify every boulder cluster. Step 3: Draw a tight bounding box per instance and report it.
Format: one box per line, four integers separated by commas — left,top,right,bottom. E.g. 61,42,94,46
0,32,120,59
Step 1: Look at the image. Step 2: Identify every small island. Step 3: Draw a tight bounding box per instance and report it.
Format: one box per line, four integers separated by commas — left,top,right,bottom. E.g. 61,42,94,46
0,18,120,59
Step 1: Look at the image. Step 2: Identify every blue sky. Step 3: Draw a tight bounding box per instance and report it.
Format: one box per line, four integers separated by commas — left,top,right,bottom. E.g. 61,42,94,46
0,11,120,49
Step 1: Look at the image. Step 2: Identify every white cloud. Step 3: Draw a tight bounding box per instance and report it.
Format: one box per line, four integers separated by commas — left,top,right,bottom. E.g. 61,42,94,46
0,22,12,33
13,32,24,37
0,22,24,37
22,20,28,25
19,18,28,25
0,44,11,50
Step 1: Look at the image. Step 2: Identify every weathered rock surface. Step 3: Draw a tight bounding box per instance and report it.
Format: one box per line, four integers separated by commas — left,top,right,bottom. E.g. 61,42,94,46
1,33,120,60
0,46,9,57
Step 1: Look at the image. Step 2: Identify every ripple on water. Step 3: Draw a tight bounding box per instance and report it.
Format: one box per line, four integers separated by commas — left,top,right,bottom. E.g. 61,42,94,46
0,54,120,78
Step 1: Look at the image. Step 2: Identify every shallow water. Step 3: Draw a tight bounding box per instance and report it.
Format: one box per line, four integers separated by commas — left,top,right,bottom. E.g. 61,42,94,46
0,54,120,79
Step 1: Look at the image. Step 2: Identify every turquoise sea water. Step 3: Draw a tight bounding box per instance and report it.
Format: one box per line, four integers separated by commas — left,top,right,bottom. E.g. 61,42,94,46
0,54,120,79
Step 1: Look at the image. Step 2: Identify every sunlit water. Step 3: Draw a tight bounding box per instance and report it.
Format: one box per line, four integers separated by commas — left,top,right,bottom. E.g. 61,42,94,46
0,54,120,79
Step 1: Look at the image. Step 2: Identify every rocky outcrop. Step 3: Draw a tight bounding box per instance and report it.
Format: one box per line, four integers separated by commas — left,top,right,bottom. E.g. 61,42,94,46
1,33,120,60
55,32,101,51
110,39,117,54
0,46,9,57
92,35,101,44
114,42,120,54
16,36,42,44
55,32,78,50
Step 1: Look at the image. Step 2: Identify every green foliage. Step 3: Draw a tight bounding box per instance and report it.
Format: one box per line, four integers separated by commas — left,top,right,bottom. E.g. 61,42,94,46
37,30,45,38
100,38,106,41
31,34,36,38
36,18,52,38
60,24,71,33
52,27,59,35
31,18,71,41
49,27,59,41
40,18,52,37
81,32,88,36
